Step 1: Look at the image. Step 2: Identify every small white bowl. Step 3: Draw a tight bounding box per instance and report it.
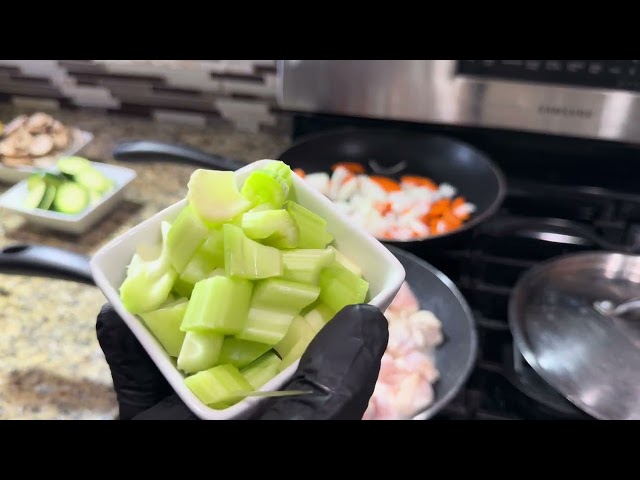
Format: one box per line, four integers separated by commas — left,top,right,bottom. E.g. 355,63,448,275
0,161,137,235
90,159,406,420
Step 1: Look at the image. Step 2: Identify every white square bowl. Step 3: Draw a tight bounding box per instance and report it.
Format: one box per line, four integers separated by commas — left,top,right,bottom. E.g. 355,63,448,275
90,159,406,420
0,161,137,235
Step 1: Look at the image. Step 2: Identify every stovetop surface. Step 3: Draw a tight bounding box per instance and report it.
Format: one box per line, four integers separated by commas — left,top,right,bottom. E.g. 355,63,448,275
289,112,640,420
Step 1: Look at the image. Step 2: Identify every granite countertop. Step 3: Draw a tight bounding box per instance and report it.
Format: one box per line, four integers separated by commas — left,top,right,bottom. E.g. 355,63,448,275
0,105,289,419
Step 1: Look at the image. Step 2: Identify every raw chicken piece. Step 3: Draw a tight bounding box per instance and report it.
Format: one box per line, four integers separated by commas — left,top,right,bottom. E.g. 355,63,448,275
388,281,420,314
362,281,443,420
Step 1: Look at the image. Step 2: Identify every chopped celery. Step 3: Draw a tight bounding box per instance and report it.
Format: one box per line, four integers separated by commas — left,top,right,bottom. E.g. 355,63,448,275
286,201,334,249
241,209,299,249
237,307,296,345
241,171,287,209
281,248,335,285
319,262,369,313
223,224,283,279
262,161,293,198
166,204,210,273
177,330,224,374
184,364,253,406
240,161,293,209
218,338,272,369
140,298,188,357
198,227,225,267
331,247,362,276
120,221,177,314
302,300,335,335
278,338,309,372
175,267,225,299
180,276,253,335
187,169,252,223
251,278,320,313
241,351,282,389
173,278,195,299
274,315,314,358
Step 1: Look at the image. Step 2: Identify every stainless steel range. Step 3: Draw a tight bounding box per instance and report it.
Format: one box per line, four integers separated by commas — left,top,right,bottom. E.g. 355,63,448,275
277,60,640,420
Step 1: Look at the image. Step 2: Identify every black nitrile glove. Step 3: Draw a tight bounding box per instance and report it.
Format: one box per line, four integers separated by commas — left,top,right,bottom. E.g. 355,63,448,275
96,303,388,420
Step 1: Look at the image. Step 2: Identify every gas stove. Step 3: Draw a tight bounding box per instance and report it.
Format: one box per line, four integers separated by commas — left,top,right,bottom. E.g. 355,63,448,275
287,111,640,420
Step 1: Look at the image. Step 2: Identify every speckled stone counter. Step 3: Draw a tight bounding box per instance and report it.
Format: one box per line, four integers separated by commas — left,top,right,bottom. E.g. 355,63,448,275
0,105,290,419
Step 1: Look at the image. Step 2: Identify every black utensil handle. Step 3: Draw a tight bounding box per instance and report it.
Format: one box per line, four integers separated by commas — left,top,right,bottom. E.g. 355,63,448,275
0,244,94,285
112,140,247,171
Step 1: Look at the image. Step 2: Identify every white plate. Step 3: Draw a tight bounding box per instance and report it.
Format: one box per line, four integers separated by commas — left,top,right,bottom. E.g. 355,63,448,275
0,161,137,235
0,129,94,184
90,159,406,420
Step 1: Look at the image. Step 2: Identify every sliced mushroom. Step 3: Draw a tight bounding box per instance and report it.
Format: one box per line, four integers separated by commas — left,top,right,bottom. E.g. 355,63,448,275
2,115,27,136
52,129,70,150
0,138,18,157
50,120,66,134
25,113,54,134
11,128,33,153
1,155,33,167
29,134,54,157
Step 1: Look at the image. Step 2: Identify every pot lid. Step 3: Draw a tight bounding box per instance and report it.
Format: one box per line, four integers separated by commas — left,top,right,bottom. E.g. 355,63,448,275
509,251,640,420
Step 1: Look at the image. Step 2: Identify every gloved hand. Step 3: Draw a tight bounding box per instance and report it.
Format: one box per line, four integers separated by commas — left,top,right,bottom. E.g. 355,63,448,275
96,303,388,420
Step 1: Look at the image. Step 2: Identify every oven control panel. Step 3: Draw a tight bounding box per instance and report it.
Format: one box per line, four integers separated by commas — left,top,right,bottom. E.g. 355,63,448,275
457,60,640,92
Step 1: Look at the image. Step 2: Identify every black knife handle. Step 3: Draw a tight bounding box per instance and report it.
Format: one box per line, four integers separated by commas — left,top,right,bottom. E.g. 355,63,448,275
0,244,94,285
112,140,247,171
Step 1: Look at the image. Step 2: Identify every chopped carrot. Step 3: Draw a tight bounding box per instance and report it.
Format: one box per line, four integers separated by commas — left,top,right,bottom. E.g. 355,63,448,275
400,175,438,191
369,176,402,192
442,211,462,230
332,162,365,174
429,199,451,217
374,201,392,216
428,218,444,235
293,168,306,178
451,196,466,209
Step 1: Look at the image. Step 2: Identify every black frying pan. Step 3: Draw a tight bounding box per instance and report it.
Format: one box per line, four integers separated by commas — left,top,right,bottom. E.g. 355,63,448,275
112,128,506,252
0,242,477,420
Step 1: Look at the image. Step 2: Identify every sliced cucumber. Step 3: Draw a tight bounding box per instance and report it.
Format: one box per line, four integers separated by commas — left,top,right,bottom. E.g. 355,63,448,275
57,156,92,176
53,182,89,215
38,185,57,210
24,178,47,209
74,169,112,193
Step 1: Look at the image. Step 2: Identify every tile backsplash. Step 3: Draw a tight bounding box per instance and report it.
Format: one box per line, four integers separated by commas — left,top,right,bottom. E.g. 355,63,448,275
0,60,288,133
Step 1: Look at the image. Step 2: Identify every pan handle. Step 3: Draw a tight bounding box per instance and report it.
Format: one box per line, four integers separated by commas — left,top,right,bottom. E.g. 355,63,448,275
0,244,94,285
112,140,247,171
481,217,629,252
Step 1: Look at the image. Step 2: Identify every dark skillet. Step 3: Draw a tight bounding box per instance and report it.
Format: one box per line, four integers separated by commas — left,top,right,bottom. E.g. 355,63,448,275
0,242,478,420
112,128,506,252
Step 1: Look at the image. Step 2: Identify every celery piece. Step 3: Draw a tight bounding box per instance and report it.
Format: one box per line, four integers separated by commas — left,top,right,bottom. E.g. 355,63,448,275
281,248,335,285
218,338,272,369
120,221,177,314
140,298,189,357
236,307,296,345
173,278,195,299
319,263,370,313
330,247,362,277
174,267,225,299
240,351,282,389
177,330,224,374
274,315,315,358
278,338,310,373
180,276,253,334
304,309,326,334
241,171,287,209
166,204,210,273
286,201,334,249
198,227,225,267
262,161,293,197
241,209,299,249
187,169,252,223
251,278,320,313
223,224,283,280
184,364,253,406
